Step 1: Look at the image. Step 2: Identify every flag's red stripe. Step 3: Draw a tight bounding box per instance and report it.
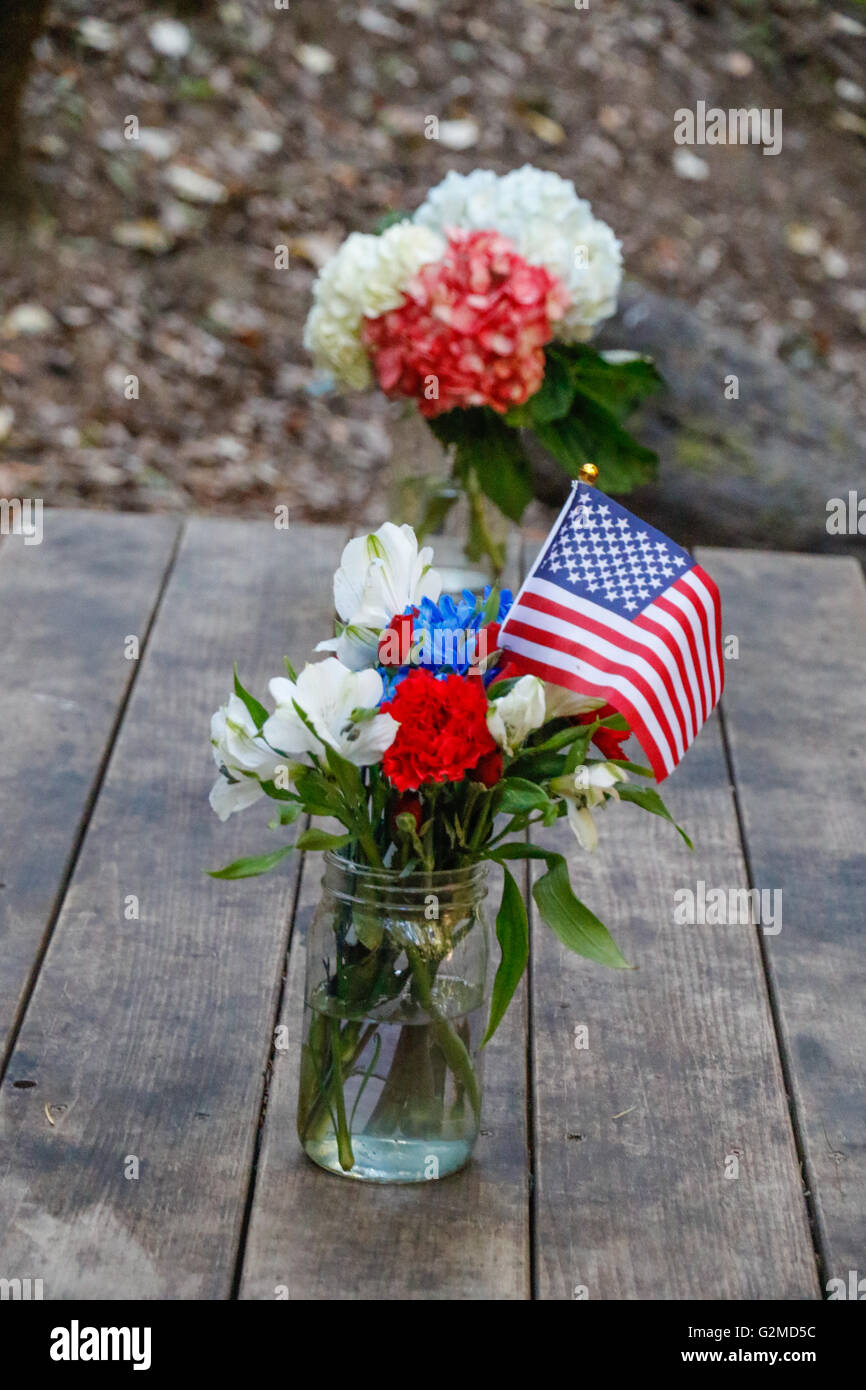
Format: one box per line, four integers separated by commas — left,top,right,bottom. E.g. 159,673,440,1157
673,574,714,715
692,564,725,702
514,590,689,756
651,590,709,724
633,605,700,740
497,647,671,782
503,615,677,773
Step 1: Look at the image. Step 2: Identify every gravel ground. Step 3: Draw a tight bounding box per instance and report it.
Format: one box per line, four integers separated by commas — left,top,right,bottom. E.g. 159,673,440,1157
0,0,864,524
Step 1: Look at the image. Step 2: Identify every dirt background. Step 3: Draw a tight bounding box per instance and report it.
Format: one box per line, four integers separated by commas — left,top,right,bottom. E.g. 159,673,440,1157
0,0,864,529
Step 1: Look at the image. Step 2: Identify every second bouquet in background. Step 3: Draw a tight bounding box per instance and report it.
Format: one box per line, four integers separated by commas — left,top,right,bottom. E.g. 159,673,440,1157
208,520,690,1182
303,165,664,574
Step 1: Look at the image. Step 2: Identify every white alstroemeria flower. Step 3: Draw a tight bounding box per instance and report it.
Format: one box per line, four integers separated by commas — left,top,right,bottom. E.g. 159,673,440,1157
263,658,398,766
487,674,546,755
553,762,628,854
316,522,441,670
541,683,606,721
210,693,286,822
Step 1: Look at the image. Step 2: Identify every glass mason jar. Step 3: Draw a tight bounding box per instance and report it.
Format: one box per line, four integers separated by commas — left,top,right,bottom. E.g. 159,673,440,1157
297,853,490,1183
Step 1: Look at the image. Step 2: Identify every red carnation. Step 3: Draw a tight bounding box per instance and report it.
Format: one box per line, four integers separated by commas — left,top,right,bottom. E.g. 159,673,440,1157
361,229,568,419
381,669,498,791
472,747,503,787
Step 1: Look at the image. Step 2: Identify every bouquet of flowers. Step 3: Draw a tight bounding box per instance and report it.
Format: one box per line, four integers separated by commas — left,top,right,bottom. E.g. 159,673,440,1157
304,166,663,572
208,521,689,1181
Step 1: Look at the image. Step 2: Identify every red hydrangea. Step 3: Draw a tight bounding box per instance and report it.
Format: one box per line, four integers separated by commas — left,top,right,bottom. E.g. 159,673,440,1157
361,229,569,419
381,669,499,790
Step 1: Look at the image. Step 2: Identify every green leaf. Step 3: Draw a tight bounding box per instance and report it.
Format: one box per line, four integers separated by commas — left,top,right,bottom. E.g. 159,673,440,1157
295,827,353,852
483,867,529,1045
208,844,295,880
569,345,664,423
499,777,553,814
488,676,522,701
488,842,557,864
503,401,534,428
429,407,533,523
507,748,571,782
292,767,346,819
528,348,575,423
532,392,658,495
617,785,693,848
232,663,268,731
482,585,500,625
324,741,365,804
259,778,299,802
416,486,459,541
597,711,629,731
374,209,409,234
532,854,631,968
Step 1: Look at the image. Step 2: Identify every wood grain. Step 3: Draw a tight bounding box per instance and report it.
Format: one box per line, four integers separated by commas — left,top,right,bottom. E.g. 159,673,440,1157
700,548,866,1288
528,547,819,1299
0,518,341,1298
0,511,180,1062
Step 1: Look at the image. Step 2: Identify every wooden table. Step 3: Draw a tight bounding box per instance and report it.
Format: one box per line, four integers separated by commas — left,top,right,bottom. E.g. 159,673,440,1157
1,511,863,1300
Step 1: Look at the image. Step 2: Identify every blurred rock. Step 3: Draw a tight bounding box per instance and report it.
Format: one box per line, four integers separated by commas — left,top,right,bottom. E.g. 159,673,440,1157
2,304,56,338
529,282,866,557
149,20,192,59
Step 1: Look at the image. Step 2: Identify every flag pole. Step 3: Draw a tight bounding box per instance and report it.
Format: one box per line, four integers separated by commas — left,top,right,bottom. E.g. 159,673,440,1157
579,462,599,486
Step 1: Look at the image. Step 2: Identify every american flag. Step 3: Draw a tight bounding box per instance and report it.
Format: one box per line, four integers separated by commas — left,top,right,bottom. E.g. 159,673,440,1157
499,483,723,781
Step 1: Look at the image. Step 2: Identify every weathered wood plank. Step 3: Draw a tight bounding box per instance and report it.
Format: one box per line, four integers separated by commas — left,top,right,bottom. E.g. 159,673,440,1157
239,535,531,1301
528,559,819,1298
699,548,866,1288
0,511,180,1062
0,518,342,1299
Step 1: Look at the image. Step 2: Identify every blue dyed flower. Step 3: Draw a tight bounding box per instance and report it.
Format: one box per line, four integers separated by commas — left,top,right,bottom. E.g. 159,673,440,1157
376,585,513,701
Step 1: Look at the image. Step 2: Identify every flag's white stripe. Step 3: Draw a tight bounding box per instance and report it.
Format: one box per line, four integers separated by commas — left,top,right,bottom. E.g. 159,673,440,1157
511,598,687,761
523,576,697,745
503,628,677,775
682,568,722,702
637,596,705,734
665,584,713,718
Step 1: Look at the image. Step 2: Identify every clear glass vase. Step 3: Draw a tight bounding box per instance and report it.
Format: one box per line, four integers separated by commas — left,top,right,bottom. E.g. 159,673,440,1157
297,853,490,1183
388,402,510,592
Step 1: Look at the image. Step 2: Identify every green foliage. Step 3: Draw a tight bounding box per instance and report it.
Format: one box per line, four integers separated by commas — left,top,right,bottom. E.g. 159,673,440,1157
617,784,694,848
208,844,295,880
429,408,534,523
232,663,268,730
427,343,663,561
483,867,529,1045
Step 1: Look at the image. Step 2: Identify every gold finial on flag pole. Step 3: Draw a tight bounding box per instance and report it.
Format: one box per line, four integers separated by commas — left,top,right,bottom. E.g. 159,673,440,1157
578,462,599,486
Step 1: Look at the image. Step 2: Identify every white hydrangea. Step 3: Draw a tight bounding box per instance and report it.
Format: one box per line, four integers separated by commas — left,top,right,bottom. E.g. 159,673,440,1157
412,165,622,342
303,222,446,388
